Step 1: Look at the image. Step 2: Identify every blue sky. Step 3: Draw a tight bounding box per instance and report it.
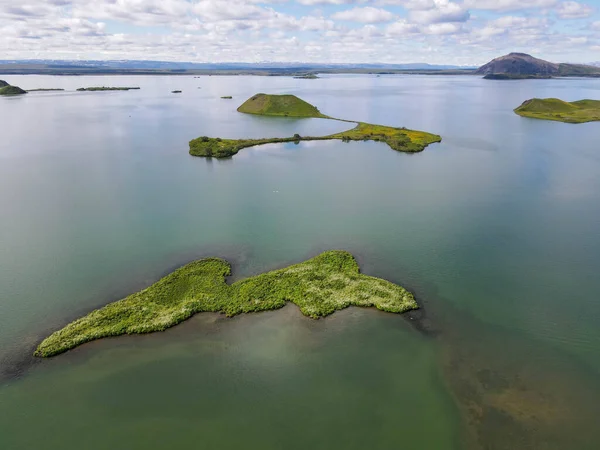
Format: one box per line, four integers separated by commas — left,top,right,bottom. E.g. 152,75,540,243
1,0,599,65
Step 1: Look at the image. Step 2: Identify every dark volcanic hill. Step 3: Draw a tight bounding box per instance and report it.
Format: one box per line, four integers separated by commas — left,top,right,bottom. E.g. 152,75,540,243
476,53,558,76
476,53,600,78
0,79,9,87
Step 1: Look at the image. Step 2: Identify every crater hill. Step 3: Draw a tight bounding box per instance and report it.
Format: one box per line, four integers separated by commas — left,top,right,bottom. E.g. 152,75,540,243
0,80,27,95
476,53,600,79
514,98,600,123
237,93,327,118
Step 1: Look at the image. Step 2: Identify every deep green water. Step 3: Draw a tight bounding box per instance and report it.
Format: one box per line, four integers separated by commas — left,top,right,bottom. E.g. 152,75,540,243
1,74,600,449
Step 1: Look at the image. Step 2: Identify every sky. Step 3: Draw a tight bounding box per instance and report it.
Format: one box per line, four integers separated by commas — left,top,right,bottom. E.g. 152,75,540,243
1,0,599,65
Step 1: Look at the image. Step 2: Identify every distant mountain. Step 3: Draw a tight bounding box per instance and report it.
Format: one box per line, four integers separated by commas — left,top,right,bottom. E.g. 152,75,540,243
476,53,600,79
0,59,475,76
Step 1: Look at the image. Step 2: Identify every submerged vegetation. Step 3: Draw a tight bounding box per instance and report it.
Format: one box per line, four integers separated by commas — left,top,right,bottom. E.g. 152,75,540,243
237,93,327,118
514,98,600,123
190,93,441,158
35,250,417,357
77,86,140,91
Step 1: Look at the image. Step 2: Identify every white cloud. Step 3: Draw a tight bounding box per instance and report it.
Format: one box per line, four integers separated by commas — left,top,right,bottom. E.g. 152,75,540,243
555,1,594,19
463,0,558,11
332,6,395,23
0,0,598,64
409,0,469,24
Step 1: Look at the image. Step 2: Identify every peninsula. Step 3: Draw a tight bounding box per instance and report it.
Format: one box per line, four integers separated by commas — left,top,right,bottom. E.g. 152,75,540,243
190,93,441,158
35,250,417,357
514,98,600,123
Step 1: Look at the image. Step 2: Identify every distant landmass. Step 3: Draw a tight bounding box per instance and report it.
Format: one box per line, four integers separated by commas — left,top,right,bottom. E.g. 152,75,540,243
0,59,475,76
476,53,600,79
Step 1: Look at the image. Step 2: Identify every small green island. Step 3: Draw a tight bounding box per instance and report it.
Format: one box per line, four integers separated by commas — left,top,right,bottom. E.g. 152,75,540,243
172,90,182,93
189,93,441,158
293,74,319,79
221,96,233,99
0,80,27,96
35,250,417,357
26,88,65,92
514,98,600,123
77,86,140,91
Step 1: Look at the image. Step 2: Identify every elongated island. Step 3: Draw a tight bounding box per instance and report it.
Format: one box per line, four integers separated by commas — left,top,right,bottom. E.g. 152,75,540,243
35,251,417,357
189,93,441,158
514,98,600,123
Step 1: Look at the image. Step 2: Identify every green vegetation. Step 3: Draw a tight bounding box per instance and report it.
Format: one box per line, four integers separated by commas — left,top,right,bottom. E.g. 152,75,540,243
26,88,65,92
76,86,140,91
0,80,8,87
293,74,319,79
221,96,233,99
0,84,27,95
35,250,417,357
172,90,182,93
514,98,600,123
237,93,327,118
190,93,440,158
190,122,441,158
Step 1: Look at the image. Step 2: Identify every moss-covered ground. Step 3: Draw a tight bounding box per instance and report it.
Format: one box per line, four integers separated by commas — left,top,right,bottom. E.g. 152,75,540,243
514,98,600,123
35,251,417,357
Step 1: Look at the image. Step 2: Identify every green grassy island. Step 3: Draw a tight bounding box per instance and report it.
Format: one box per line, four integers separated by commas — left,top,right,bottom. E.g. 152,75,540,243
26,88,65,92
35,251,417,357
237,93,328,118
77,86,140,91
221,96,233,99
514,98,600,123
293,74,319,79
190,93,441,158
0,81,27,96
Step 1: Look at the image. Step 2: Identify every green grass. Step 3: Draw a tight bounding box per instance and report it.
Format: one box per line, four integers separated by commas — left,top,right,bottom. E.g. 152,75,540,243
76,86,140,91
237,93,327,118
189,122,441,158
0,85,27,95
514,98,600,123
35,251,417,357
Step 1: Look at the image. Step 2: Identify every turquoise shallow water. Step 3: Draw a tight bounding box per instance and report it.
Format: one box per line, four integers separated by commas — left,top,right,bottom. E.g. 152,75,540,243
1,74,600,449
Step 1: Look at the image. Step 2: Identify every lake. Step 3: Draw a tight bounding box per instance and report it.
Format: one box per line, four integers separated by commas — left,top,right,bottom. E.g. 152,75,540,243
1,74,600,449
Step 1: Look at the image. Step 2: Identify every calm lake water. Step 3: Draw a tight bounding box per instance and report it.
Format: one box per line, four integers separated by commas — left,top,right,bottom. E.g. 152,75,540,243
1,74,600,449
